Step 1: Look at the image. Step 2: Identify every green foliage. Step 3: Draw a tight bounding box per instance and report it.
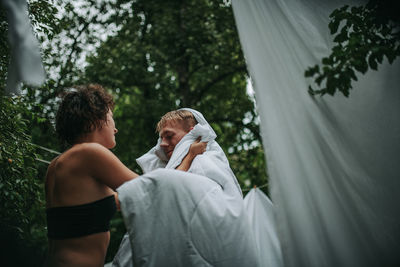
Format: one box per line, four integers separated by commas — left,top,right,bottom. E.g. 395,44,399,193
83,0,269,258
0,0,59,91
0,6,9,88
0,2,58,262
0,94,47,265
84,0,268,190
1,0,269,262
305,0,400,97
106,213,126,262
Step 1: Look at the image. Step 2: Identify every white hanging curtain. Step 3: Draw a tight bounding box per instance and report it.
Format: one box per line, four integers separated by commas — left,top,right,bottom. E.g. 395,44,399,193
243,188,283,267
232,0,400,266
1,0,45,94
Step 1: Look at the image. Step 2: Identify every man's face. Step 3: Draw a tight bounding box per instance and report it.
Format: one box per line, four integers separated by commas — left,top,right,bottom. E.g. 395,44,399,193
159,120,189,159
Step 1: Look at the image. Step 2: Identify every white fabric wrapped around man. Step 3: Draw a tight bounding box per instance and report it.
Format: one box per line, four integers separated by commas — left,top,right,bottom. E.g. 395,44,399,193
113,109,279,267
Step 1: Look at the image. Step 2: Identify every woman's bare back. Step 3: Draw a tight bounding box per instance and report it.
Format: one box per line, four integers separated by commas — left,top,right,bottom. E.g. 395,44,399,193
45,144,118,266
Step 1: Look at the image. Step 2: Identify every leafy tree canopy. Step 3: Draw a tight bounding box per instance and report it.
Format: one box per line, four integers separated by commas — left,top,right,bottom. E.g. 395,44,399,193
305,0,400,97
1,0,269,263
84,0,268,188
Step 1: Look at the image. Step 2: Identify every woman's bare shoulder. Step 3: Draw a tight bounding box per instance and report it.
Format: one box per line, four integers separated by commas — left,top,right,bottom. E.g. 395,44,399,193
71,142,111,154
64,143,121,170
49,142,136,190
45,144,110,175
58,143,112,161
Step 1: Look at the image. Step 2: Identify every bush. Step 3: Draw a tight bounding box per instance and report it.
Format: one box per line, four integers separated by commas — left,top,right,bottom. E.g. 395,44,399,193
0,94,47,266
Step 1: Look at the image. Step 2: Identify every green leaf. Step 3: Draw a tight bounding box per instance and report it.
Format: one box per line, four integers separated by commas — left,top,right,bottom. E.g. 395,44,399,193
354,60,368,74
348,69,358,81
368,55,378,70
326,76,338,95
304,68,314,77
386,51,396,64
308,86,316,96
315,75,325,86
376,51,384,63
329,19,340,34
334,31,348,43
322,57,331,65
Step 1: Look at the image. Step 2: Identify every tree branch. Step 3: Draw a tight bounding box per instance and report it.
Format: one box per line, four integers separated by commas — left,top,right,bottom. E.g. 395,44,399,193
194,65,247,104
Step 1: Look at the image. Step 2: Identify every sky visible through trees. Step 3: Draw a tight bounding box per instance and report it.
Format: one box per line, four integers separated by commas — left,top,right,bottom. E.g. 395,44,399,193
1,0,268,264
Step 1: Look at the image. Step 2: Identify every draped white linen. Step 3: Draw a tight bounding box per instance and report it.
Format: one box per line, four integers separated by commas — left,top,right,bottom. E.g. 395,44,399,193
232,0,400,266
1,0,45,94
243,188,283,267
115,109,259,266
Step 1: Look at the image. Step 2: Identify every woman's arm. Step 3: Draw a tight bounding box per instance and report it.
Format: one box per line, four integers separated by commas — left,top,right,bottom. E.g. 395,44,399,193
80,143,139,190
176,138,207,171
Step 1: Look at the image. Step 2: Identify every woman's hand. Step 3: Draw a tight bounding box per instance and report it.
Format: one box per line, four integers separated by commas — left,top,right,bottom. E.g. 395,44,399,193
188,137,207,157
176,137,207,171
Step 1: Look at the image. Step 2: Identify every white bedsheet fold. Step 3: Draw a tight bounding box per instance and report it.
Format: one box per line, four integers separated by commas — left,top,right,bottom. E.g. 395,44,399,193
243,188,283,267
114,109,258,267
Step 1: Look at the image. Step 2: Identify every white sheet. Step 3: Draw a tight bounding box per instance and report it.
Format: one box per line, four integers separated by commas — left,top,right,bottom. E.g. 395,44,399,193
232,0,400,266
243,188,282,267
113,187,283,267
1,0,45,94
115,109,258,266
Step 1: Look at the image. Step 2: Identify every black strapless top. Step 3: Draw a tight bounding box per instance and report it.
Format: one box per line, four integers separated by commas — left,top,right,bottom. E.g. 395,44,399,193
46,195,116,239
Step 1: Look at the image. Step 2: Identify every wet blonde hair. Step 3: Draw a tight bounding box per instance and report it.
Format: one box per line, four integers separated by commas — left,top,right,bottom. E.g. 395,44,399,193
156,110,197,133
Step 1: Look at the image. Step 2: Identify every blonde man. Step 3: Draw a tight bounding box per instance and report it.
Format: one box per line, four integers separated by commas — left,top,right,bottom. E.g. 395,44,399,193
157,110,199,159
112,109,256,267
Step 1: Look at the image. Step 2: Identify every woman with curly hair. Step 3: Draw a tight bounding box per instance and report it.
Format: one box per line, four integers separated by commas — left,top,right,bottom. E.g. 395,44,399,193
45,84,205,267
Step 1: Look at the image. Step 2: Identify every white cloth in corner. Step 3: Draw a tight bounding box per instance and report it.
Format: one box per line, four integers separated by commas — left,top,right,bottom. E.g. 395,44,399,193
1,0,45,94
114,109,257,267
243,188,283,267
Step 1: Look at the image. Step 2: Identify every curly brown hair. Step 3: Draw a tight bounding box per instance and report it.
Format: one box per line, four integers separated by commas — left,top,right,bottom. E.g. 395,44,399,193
56,84,114,146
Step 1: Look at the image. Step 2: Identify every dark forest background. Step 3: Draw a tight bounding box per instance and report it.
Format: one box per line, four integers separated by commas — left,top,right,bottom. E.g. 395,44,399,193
0,1,268,264
1,0,397,265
